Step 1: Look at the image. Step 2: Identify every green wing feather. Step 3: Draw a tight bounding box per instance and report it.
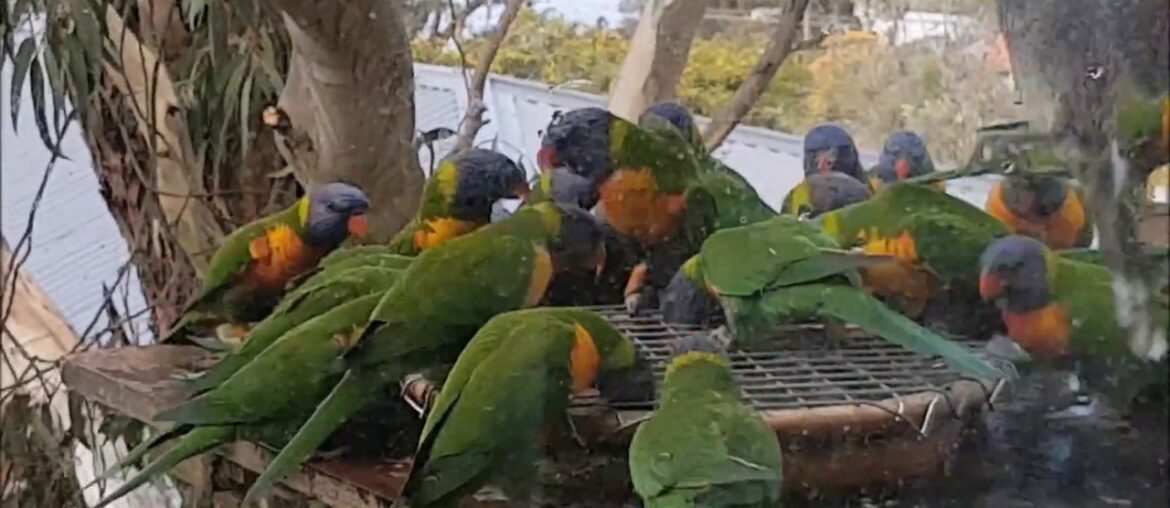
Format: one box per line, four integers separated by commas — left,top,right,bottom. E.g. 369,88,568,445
753,284,1003,380
192,266,402,392
93,426,234,508
818,183,1006,283
155,293,381,425
630,361,781,508
243,210,563,502
404,321,563,506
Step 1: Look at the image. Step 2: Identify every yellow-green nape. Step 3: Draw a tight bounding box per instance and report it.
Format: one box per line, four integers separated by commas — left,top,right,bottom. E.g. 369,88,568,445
786,182,811,215
609,117,630,154
529,201,563,232
681,255,703,282
296,195,311,225
666,351,729,375
819,208,842,239
434,160,460,200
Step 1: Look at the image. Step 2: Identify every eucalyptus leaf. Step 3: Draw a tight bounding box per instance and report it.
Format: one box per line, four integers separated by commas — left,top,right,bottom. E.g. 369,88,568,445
28,56,65,156
40,45,67,134
62,35,90,123
10,37,36,130
69,0,103,64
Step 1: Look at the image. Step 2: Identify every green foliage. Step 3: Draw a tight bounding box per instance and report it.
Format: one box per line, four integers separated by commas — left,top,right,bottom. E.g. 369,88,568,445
415,12,1014,163
3,0,287,182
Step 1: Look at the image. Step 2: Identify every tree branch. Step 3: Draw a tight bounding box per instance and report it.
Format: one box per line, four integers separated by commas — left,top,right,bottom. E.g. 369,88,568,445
432,0,490,40
608,0,707,121
102,5,221,273
452,0,525,152
263,0,424,240
702,0,812,151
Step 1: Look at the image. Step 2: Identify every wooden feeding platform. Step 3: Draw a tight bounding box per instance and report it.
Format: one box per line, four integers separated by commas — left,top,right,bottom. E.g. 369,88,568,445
61,306,1007,506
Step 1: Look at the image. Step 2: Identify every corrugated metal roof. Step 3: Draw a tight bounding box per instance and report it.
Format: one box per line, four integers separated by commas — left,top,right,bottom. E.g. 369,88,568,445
3,62,993,343
2,63,151,342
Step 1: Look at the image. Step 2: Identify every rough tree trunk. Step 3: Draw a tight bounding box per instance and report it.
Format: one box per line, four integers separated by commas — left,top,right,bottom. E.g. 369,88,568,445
608,0,707,121
271,0,424,241
997,0,1169,360
78,0,424,331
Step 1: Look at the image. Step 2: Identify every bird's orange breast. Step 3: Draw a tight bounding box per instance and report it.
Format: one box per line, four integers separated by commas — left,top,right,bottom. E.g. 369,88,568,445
985,184,1086,249
598,169,686,245
247,225,323,288
1001,303,1071,358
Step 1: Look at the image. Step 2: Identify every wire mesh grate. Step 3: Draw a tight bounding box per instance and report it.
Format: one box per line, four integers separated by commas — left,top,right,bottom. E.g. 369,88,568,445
586,305,997,412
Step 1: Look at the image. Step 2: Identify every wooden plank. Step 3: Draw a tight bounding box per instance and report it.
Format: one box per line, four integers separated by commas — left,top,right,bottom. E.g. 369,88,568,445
59,345,505,507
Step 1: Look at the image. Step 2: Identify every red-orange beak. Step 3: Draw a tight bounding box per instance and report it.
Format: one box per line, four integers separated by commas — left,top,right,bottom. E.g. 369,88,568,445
978,271,1003,300
816,154,833,174
537,146,559,171
347,214,369,239
895,158,911,180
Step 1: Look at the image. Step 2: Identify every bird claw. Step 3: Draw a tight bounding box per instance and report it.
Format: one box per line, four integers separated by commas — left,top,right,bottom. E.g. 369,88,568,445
565,413,588,450
624,293,644,316
710,326,735,350
169,371,205,383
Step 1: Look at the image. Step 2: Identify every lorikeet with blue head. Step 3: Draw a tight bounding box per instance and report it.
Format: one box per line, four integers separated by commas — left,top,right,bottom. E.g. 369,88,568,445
985,173,1093,250
803,124,867,183
814,183,1010,326
387,148,531,255
869,130,945,192
401,307,636,507
161,182,370,345
537,105,774,310
979,235,1168,416
659,217,1004,381
780,172,873,219
629,332,783,508
528,172,640,306
177,202,608,504
287,148,529,289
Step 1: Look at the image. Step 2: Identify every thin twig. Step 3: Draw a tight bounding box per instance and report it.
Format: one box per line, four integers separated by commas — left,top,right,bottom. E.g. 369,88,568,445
452,0,524,151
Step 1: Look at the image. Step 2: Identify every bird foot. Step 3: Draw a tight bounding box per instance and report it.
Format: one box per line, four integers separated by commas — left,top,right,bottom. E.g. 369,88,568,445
214,324,249,346
710,326,735,350
624,293,644,316
169,371,205,383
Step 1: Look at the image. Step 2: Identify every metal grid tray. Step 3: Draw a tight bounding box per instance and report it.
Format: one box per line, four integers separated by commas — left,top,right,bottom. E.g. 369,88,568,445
585,305,1002,412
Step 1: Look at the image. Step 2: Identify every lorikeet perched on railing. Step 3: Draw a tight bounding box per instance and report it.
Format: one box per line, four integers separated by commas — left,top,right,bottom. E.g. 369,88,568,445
161,182,369,345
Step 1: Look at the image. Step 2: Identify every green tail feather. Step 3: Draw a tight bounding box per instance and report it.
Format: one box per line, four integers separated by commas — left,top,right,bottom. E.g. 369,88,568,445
241,368,385,505
93,426,232,508
87,425,189,488
812,285,1003,380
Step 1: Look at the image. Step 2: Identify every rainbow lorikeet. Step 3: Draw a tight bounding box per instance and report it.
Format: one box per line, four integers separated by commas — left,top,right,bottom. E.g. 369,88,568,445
161,182,369,345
